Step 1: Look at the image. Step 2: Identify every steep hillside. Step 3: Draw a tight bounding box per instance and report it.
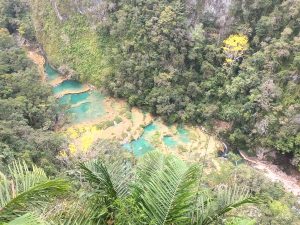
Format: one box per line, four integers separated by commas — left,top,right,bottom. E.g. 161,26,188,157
30,0,111,85
29,0,300,167
0,29,63,174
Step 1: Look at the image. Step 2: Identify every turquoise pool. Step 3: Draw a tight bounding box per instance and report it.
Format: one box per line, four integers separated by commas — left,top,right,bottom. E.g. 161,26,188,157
123,123,158,156
44,64,106,124
45,64,59,81
59,92,90,105
123,137,154,157
163,136,177,148
123,123,191,156
44,63,191,156
177,127,190,143
63,91,106,123
143,123,157,132
53,80,84,95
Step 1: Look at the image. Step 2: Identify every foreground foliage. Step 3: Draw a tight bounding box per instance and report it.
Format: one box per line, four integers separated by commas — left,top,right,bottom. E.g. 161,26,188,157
48,151,258,225
0,152,258,225
0,161,69,224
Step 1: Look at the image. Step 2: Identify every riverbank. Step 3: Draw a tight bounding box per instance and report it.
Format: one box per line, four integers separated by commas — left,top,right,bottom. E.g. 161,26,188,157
240,150,300,197
26,49,46,81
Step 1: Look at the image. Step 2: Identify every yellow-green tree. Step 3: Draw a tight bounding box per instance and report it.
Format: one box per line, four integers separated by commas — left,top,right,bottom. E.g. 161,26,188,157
223,34,249,64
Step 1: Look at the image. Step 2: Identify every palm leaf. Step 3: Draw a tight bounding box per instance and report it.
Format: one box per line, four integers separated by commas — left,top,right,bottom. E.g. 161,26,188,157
50,204,103,225
0,161,70,222
134,151,200,225
192,185,260,225
80,159,132,200
79,158,133,223
5,213,47,225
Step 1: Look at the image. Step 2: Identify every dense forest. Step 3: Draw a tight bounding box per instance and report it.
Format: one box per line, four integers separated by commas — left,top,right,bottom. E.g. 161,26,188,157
0,0,300,224
29,0,300,167
0,28,63,173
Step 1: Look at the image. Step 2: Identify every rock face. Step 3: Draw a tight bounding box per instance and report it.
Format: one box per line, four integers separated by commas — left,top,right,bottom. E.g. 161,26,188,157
49,0,64,21
187,0,233,35
47,0,111,22
202,0,232,27
50,0,233,32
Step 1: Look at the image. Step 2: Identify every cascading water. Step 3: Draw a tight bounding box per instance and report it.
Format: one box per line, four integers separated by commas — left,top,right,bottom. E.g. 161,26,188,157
53,80,84,95
45,64,106,123
123,123,191,156
44,63,59,81
45,64,191,156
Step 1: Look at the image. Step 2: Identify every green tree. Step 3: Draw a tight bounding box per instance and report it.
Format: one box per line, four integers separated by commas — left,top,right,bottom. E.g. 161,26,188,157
0,28,63,174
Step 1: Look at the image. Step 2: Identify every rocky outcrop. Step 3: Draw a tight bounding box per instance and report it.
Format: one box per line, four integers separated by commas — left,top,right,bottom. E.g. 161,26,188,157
48,0,113,22
186,0,233,37
202,0,232,27
49,0,64,21
50,0,233,33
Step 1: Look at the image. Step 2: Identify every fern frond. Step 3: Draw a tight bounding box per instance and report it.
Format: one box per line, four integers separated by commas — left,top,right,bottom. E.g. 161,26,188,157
47,200,105,225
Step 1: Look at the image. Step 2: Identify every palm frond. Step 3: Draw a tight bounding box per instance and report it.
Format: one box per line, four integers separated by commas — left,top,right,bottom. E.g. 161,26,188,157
47,199,106,225
134,151,200,225
80,159,132,200
0,161,70,222
79,158,133,223
5,213,47,225
0,161,47,208
192,185,260,225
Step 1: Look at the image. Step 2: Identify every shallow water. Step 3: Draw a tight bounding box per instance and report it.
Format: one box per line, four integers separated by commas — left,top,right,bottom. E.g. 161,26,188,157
163,136,177,148
44,64,106,123
59,92,90,105
67,102,92,122
45,63,59,81
123,123,159,156
177,127,190,143
123,137,154,157
144,123,158,132
62,91,106,123
45,64,190,156
53,80,84,95
123,123,191,155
